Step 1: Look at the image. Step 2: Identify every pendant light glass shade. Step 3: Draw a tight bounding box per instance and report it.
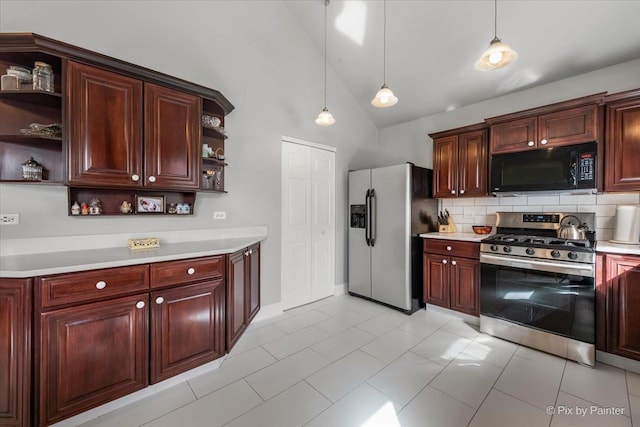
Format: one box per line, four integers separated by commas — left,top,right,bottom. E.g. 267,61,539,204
315,107,336,126
371,84,398,108
316,0,335,126
371,0,398,108
475,0,517,71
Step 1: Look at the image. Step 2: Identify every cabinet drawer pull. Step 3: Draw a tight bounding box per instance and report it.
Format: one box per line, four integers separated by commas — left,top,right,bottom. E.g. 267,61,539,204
442,259,448,264
187,267,195,275
540,139,548,145
450,190,456,195
451,260,457,265
95,280,107,290
131,174,140,182
460,189,465,194
244,251,249,257
136,301,145,309
527,141,535,147
249,249,253,255
155,297,164,304
446,246,452,251
148,175,156,183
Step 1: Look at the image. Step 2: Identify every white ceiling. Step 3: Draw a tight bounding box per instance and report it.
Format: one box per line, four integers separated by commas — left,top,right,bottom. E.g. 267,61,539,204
283,0,640,128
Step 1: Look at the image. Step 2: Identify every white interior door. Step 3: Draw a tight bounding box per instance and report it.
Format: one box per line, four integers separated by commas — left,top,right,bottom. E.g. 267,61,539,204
281,137,336,310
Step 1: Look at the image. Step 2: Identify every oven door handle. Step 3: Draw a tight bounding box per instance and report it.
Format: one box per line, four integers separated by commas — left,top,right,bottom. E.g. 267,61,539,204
480,254,594,277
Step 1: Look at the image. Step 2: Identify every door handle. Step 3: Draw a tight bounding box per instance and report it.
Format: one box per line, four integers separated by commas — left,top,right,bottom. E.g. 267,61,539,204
370,188,376,247
365,189,371,246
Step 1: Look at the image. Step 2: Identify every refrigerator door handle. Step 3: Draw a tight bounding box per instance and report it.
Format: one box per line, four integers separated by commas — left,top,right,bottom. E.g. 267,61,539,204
365,189,371,246
370,188,376,247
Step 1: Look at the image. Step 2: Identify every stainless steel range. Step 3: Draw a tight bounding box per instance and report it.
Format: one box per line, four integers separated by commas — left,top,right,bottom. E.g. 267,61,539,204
479,212,596,366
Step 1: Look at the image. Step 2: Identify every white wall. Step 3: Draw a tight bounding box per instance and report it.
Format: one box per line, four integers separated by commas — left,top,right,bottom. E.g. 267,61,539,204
0,1,383,306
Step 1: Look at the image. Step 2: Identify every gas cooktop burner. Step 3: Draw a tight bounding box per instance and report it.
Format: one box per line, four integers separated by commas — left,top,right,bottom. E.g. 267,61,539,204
483,234,592,249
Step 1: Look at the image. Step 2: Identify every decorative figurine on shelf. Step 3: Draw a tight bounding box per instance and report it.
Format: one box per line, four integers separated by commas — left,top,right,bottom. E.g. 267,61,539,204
89,198,102,215
214,147,225,161
81,202,89,216
120,201,132,214
183,204,191,214
176,203,186,214
167,203,177,214
71,201,81,216
202,143,210,158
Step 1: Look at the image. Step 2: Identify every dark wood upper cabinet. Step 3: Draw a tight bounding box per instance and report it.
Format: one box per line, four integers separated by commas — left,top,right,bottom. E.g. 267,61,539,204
150,279,225,384
487,94,604,154
39,294,149,426
431,124,488,199
144,83,200,190
0,278,31,427
604,89,640,192
67,61,143,187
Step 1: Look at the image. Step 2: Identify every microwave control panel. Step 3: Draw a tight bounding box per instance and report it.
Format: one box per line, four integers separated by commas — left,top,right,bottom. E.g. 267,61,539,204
579,153,595,181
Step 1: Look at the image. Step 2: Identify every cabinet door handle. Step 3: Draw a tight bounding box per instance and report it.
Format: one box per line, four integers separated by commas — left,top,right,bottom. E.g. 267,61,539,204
442,259,448,264
136,301,146,309
527,141,535,147
540,139,548,145
187,267,195,275
249,249,253,255
148,176,157,183
155,296,164,304
451,260,457,265
244,251,249,256
451,190,456,195
131,174,140,182
95,280,107,290
446,246,452,251
460,189,465,195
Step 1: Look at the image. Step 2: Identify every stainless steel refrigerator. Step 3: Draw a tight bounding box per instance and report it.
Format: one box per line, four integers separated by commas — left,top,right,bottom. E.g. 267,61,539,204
348,163,438,313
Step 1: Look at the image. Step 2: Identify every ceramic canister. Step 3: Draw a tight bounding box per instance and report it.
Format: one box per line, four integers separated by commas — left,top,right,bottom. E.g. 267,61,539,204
613,205,640,244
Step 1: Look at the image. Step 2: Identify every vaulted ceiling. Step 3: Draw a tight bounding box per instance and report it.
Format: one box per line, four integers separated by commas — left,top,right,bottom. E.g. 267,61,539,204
284,0,640,128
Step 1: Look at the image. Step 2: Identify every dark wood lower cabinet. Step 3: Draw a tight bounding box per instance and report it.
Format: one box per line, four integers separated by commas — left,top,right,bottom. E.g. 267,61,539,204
601,254,640,360
150,280,225,383
39,294,149,426
0,278,31,427
227,244,261,351
423,240,480,317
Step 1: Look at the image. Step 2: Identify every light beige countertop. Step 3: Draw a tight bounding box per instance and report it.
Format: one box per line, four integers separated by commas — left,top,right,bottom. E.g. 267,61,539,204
419,232,487,243
0,227,267,278
596,240,640,256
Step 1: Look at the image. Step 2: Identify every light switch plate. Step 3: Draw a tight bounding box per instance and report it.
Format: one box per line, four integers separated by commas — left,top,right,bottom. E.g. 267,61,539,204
0,214,19,225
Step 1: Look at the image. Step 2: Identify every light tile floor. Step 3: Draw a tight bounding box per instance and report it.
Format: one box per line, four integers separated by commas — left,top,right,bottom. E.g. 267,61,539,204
79,294,639,427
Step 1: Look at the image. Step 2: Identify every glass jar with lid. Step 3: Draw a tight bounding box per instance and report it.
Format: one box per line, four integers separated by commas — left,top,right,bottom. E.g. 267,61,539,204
33,61,54,92
21,157,43,180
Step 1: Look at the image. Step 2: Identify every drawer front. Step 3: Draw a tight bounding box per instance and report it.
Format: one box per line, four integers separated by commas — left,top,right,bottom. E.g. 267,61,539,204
423,239,479,259
150,256,225,289
40,265,149,309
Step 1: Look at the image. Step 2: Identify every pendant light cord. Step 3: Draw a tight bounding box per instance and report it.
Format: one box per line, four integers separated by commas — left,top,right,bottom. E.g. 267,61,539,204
383,0,387,84
494,0,498,39
323,0,328,108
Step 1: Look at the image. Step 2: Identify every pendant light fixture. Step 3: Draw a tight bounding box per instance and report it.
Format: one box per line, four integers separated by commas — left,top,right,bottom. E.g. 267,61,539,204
474,0,518,71
316,0,335,126
371,0,398,108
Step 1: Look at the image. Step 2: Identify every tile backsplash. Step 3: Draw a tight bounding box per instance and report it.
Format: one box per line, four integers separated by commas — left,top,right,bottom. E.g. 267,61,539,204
440,193,640,240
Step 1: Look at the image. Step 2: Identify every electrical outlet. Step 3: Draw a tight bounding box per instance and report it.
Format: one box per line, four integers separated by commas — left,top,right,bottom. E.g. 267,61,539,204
213,211,226,220
0,214,20,225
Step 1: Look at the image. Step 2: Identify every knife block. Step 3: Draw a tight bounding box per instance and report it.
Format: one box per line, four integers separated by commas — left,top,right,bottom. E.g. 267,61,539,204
438,216,458,233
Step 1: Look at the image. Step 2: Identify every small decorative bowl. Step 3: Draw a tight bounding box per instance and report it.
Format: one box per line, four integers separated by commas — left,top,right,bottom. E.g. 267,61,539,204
472,225,493,235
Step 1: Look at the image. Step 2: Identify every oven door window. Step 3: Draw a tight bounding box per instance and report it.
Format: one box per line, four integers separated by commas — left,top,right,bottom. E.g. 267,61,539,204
480,264,594,343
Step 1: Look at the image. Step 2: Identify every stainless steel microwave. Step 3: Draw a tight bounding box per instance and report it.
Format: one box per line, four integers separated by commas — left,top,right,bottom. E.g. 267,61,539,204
491,142,597,194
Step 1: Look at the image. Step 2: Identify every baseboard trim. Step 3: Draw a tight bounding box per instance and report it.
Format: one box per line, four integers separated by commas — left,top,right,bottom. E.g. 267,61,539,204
596,350,640,374
334,282,347,296
252,302,284,322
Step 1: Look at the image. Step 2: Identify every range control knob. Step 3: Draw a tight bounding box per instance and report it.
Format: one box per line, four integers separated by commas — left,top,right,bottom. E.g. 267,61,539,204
503,246,512,253
568,252,579,260
551,250,561,258
490,244,499,252
526,248,535,255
